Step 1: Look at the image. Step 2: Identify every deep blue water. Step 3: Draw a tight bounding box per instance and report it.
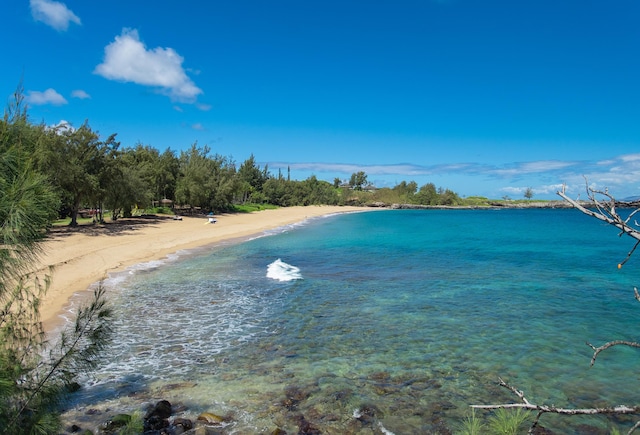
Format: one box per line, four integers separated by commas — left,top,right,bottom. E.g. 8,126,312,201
64,209,640,434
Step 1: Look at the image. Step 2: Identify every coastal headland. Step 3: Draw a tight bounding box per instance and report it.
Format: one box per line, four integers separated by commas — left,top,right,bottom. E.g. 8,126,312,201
35,206,364,331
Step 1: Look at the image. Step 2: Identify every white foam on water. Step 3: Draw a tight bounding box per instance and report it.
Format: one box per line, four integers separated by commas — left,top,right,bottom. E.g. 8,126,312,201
266,259,302,281
352,408,395,435
378,422,396,435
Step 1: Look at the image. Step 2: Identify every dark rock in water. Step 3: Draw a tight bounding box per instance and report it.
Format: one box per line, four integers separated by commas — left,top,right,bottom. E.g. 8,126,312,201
66,381,82,393
143,400,173,432
285,385,311,402
144,414,170,431
67,424,93,434
171,417,193,434
146,399,173,419
280,396,297,411
295,415,320,435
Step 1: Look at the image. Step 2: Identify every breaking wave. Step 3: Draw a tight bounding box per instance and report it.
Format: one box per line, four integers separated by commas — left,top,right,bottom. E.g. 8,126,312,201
266,259,302,281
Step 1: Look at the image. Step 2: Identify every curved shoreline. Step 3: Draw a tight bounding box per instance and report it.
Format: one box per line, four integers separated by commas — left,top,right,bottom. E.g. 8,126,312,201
34,206,366,332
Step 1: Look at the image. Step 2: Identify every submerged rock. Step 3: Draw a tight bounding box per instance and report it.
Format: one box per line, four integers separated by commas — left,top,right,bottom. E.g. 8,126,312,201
143,399,173,431
196,412,225,424
295,415,321,435
146,399,173,419
172,417,194,434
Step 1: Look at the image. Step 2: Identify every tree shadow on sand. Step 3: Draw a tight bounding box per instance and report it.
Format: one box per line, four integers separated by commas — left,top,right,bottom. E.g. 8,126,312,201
46,215,175,239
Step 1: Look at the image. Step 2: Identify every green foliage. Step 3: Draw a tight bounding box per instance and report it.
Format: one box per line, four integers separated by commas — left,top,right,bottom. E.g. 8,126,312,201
461,196,492,206
121,411,144,435
34,122,120,225
349,171,368,190
0,95,113,435
486,408,531,435
175,143,238,212
455,409,486,435
142,206,174,215
233,203,278,213
393,180,418,203
237,154,268,204
524,187,534,200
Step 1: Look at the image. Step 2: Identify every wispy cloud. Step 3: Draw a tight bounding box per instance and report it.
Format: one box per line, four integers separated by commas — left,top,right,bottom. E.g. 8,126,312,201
30,0,80,31
279,162,430,176
490,160,577,177
25,88,67,106
71,89,91,99
94,28,203,102
270,154,640,199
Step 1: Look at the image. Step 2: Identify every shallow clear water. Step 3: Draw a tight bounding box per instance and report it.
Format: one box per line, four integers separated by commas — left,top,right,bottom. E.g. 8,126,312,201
62,209,640,434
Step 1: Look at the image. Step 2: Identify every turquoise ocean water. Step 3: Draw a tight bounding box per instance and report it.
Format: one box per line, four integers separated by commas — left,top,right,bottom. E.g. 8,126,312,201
63,209,640,434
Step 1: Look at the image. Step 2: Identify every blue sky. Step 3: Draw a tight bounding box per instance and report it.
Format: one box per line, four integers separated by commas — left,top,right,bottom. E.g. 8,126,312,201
3,0,639,199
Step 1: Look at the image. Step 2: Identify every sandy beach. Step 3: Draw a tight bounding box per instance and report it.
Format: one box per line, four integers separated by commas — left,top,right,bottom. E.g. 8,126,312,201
34,206,365,331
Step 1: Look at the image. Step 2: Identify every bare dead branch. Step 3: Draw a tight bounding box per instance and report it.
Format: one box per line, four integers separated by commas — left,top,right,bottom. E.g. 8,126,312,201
620,240,640,268
557,186,640,243
472,378,640,433
586,340,640,367
473,379,640,415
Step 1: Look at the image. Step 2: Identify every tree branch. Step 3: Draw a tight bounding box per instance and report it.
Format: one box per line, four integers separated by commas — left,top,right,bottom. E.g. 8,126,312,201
586,340,640,367
557,184,640,243
472,378,640,434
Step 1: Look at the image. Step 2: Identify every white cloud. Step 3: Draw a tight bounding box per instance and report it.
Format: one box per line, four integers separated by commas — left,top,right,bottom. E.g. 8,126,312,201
25,88,68,106
492,160,576,177
71,89,91,99
30,0,81,31
94,28,203,102
282,162,429,176
191,123,205,131
620,153,640,163
49,120,74,133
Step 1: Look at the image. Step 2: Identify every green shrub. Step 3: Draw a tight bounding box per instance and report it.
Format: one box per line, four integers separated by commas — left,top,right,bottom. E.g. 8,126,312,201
456,409,486,435
487,407,530,435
